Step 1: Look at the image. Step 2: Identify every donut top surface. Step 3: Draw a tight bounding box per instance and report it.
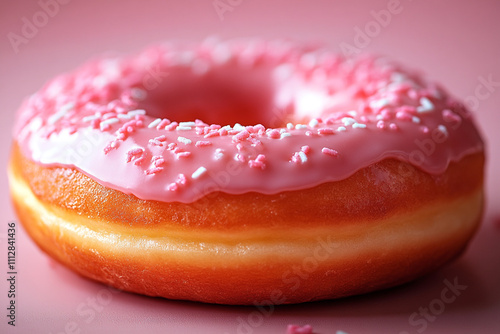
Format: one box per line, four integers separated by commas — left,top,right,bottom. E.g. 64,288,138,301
14,39,484,203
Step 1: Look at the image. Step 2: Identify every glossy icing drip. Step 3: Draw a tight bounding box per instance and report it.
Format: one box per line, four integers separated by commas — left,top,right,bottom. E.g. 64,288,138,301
14,39,484,203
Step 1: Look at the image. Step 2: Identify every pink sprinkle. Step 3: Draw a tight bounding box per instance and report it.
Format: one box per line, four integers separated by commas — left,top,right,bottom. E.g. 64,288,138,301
233,130,250,142
219,128,229,136
154,135,167,142
395,111,413,121
420,126,430,134
176,173,187,185
321,147,338,157
389,123,398,130
442,109,461,123
156,118,171,130
133,156,146,166
103,140,120,154
248,160,266,169
305,131,313,136
165,122,178,131
145,166,163,175
236,143,244,151
376,120,386,129
286,324,313,334
235,153,245,162
317,128,334,135
195,140,212,147
167,182,178,192
255,154,266,162
301,145,311,154
205,130,220,138
167,143,177,150
267,129,281,139
153,158,165,167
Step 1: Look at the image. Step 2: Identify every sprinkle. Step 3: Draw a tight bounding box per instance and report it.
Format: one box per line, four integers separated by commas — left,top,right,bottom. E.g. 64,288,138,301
157,119,171,130
167,182,178,191
412,116,421,124
337,126,346,132
280,132,291,139
295,124,308,130
442,109,461,123
301,145,311,154
127,109,146,117
165,122,178,131
214,148,224,160
266,129,281,139
191,166,207,179
177,136,192,145
204,130,219,138
248,154,267,170
234,153,245,162
376,120,386,129
287,122,294,130
369,98,390,110
233,130,250,142
438,124,448,137
145,166,163,175
117,113,132,120
130,88,147,100
176,151,192,158
352,123,367,129
341,117,356,126
389,123,398,130
416,97,434,113
317,128,335,135
179,121,197,127
148,118,162,128
286,324,313,334
308,119,319,128
99,118,119,131
233,123,245,132
322,147,338,157
176,126,192,131
82,114,100,122
195,140,212,147
176,173,187,185
420,126,430,134
48,102,74,124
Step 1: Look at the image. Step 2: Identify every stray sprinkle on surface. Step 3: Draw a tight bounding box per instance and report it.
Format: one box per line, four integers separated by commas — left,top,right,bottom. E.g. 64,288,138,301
176,126,192,131
177,136,192,145
191,166,207,179
341,117,356,126
412,116,421,124
298,151,307,163
128,109,146,116
280,132,291,139
337,126,346,132
308,119,319,128
438,124,448,137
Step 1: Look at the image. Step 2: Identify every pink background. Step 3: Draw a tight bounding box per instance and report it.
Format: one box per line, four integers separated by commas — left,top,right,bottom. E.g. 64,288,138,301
1,0,499,333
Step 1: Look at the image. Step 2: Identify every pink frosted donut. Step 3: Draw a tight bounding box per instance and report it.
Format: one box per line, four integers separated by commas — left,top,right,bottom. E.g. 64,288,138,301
9,39,485,304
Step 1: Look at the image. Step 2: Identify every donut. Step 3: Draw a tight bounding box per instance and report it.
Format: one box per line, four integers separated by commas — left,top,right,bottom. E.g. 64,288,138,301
8,39,485,305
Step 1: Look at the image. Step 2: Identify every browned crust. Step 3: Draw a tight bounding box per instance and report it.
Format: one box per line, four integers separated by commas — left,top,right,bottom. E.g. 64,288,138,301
10,142,484,232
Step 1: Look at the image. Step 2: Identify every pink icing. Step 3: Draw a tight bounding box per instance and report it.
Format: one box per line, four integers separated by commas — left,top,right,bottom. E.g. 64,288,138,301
14,39,484,203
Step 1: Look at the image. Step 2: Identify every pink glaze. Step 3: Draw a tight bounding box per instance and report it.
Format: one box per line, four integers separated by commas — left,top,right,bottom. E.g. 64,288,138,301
14,39,484,203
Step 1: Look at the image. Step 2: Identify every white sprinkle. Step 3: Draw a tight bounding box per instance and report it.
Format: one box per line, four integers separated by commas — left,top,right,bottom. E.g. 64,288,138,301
280,132,291,139
179,121,197,127
221,125,232,131
412,116,421,124
99,118,119,130
308,119,319,128
117,114,132,120
352,123,367,129
128,109,146,117
130,88,147,100
438,124,448,137
176,126,192,131
347,110,358,117
48,102,74,124
376,114,384,121
177,136,192,145
29,118,43,131
337,126,347,132
295,124,308,130
341,117,356,126
287,122,294,130
82,114,100,122
212,44,232,64
233,123,245,132
191,166,207,179
416,97,434,113
148,118,162,128
298,151,308,163
391,72,407,83
214,148,224,160
369,98,390,110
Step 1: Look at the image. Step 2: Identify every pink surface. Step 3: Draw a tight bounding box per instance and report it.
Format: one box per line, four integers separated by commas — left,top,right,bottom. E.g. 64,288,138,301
1,0,499,333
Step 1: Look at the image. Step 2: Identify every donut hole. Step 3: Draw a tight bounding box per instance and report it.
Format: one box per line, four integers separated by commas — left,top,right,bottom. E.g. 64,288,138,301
137,65,291,128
